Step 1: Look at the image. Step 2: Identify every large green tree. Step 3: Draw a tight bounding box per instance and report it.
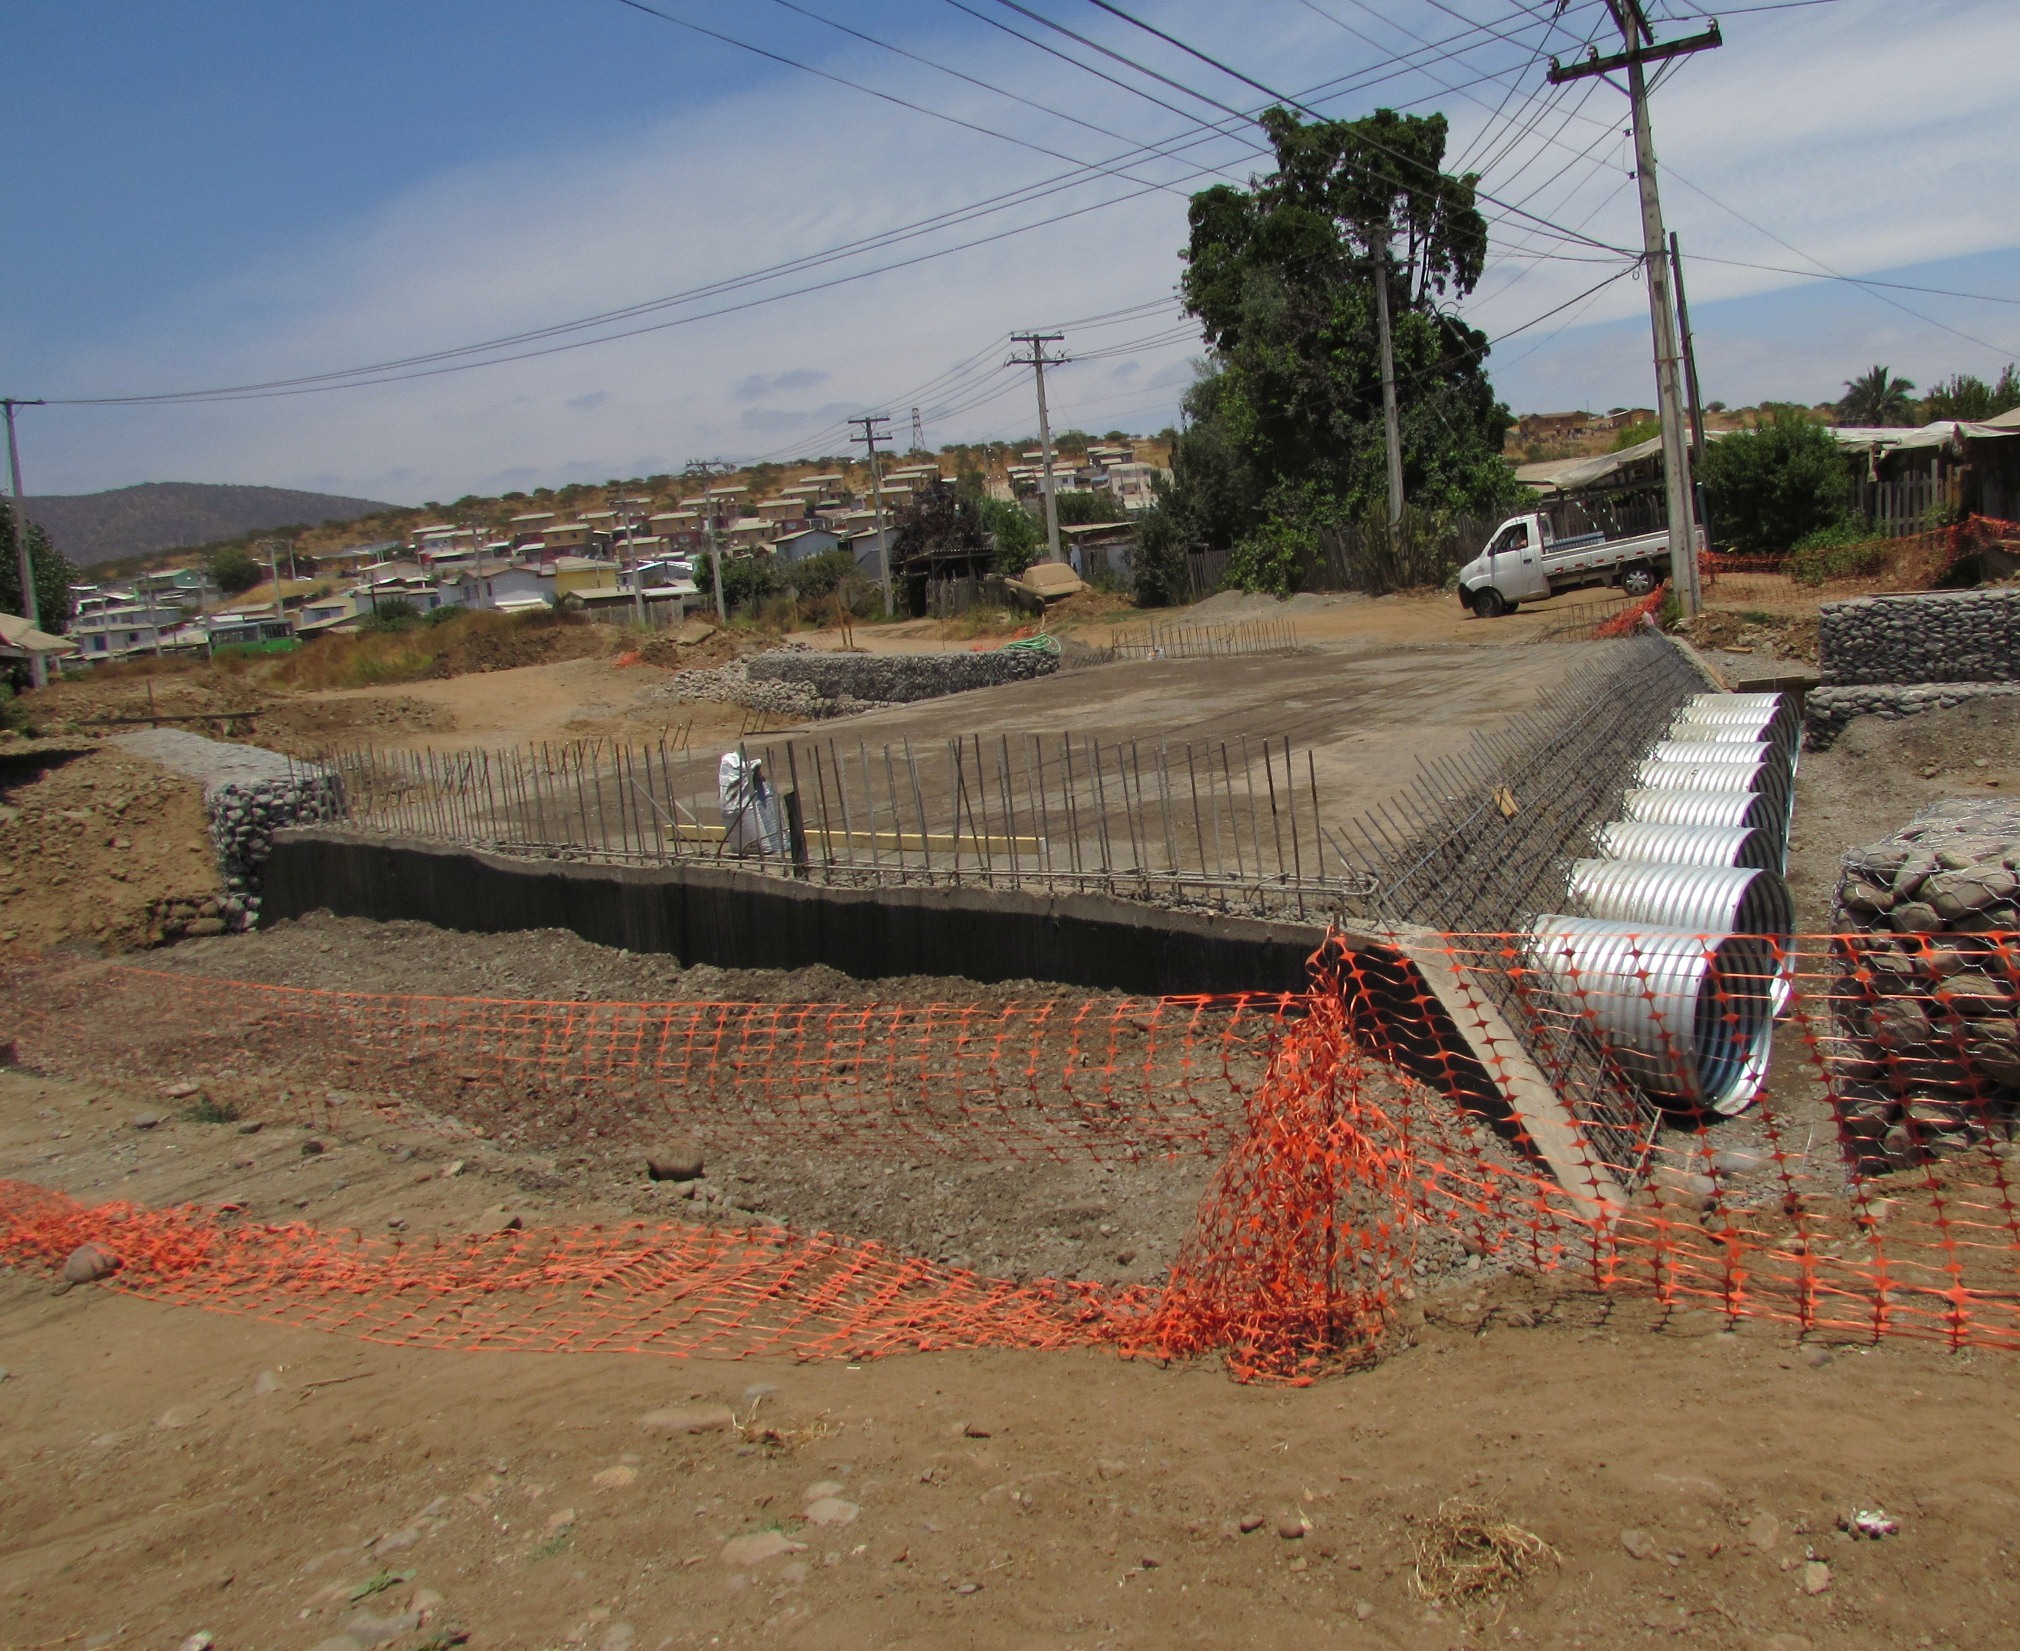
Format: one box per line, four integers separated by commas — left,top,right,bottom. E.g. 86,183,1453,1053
0,500,75,632
1143,106,1520,595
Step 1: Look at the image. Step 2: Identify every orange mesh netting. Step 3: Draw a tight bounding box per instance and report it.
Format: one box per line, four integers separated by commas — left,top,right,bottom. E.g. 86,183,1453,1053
7,929,2020,1378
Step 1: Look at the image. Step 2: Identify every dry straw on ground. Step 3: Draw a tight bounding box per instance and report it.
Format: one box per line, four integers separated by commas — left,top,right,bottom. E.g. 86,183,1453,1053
1410,1497,1560,1620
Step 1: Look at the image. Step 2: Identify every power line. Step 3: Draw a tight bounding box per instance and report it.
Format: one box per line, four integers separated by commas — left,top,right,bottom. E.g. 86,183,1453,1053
45,23,1615,408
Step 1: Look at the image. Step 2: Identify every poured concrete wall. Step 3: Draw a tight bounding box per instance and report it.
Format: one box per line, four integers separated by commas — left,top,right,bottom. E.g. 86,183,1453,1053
264,828,1327,996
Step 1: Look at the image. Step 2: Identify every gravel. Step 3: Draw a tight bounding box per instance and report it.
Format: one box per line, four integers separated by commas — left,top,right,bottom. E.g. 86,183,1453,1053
656,640,1061,720
110,728,299,791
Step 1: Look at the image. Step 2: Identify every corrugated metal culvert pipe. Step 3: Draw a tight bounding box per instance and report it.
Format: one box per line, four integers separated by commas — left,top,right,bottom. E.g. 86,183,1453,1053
1525,917,1779,1115
1618,788,1788,862
1685,690,1801,748
1667,712,1802,768
1521,690,1799,1119
1565,858,1796,1011
1594,820,1783,872
1634,755,1793,819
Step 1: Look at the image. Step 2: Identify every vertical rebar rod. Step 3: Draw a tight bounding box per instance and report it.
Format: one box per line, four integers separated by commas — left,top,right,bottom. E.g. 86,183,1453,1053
1217,743,1245,883
904,738,932,876
1307,748,1326,880
1090,739,1116,882
1260,737,1286,885
1155,741,1177,886
1061,733,1083,879
1185,742,1209,885
947,739,966,878
1026,734,1051,877
812,742,835,872
1283,736,1303,914
881,743,906,871
999,733,1020,889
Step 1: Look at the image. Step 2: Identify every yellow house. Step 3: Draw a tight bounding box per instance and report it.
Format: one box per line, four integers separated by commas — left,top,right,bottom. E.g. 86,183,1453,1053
552,555,621,596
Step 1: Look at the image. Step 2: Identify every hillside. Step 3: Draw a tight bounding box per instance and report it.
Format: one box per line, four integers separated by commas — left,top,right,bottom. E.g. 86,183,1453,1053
20,482,393,568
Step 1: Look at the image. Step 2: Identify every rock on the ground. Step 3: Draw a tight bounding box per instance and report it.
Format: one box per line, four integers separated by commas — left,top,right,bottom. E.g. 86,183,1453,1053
645,1140,705,1182
62,1242,120,1283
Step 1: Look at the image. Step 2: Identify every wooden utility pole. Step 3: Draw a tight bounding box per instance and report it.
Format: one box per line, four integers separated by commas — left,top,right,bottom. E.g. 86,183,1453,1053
1669,232,1707,462
1551,3,1719,616
4,398,48,688
848,414,895,615
1009,333,1068,567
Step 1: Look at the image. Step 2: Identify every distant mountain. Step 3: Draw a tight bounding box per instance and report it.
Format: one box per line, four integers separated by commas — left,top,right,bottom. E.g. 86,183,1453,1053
18,481,395,568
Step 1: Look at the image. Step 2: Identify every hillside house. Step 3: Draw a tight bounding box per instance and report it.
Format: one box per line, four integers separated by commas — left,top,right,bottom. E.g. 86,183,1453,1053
772,527,843,567
552,555,620,597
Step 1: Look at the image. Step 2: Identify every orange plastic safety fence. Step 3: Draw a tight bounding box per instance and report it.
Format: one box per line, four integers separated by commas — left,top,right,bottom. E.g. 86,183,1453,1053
4,964,1299,1163
0,1178,1154,1360
8,930,2020,1377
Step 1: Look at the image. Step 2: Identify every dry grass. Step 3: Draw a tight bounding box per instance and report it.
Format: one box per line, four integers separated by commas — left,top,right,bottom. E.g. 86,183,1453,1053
732,1395,840,1453
269,608,612,692
1409,1498,1560,1621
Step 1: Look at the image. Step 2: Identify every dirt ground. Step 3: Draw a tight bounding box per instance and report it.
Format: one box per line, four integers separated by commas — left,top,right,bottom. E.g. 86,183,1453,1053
0,741,222,951
7,584,2020,1649
4,1062,2017,1651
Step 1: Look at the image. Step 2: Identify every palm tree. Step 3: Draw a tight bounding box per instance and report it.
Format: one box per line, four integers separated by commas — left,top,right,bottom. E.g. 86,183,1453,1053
1837,365,1918,426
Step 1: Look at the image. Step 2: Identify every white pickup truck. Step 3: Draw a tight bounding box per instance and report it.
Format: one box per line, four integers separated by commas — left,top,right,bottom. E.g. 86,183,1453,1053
1456,512,1683,617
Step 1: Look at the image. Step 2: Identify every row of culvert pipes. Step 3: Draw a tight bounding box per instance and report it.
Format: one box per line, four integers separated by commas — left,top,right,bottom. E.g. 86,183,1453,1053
1529,691,1801,1118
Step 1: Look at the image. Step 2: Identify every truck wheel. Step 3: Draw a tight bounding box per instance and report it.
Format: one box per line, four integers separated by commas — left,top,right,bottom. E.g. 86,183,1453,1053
1621,564,1658,598
1473,587,1510,618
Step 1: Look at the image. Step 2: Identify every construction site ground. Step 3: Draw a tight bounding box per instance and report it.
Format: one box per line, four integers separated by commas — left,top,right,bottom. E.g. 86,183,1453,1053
5,572,2013,1649
6,1056,2020,1651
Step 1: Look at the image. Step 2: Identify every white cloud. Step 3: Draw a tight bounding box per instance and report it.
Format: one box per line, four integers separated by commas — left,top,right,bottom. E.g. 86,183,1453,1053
23,0,2020,498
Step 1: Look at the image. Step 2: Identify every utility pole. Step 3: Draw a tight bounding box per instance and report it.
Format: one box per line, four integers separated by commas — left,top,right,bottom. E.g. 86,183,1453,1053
1550,3,1719,616
1372,240,1406,530
685,459,730,623
4,398,48,688
1669,232,1707,462
847,414,894,616
1009,333,1068,567
264,541,283,626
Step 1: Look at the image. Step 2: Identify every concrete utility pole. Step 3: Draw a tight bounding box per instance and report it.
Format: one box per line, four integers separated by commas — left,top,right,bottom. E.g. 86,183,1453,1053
4,398,48,688
1372,240,1406,530
1008,333,1068,567
685,459,730,623
264,541,284,626
1550,2,1719,616
847,413,895,616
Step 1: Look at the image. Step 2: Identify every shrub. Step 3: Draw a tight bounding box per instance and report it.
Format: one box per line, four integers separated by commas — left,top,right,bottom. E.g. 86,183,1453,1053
1698,409,1855,556
1227,515,1315,597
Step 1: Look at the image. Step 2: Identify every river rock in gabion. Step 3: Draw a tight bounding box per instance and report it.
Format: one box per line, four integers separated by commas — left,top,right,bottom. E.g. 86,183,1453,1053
1830,797,2020,1170
1805,683,2020,751
204,772,342,931
1818,587,2020,688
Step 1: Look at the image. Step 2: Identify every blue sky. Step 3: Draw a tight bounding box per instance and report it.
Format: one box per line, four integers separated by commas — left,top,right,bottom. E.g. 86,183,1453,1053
7,0,2018,502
